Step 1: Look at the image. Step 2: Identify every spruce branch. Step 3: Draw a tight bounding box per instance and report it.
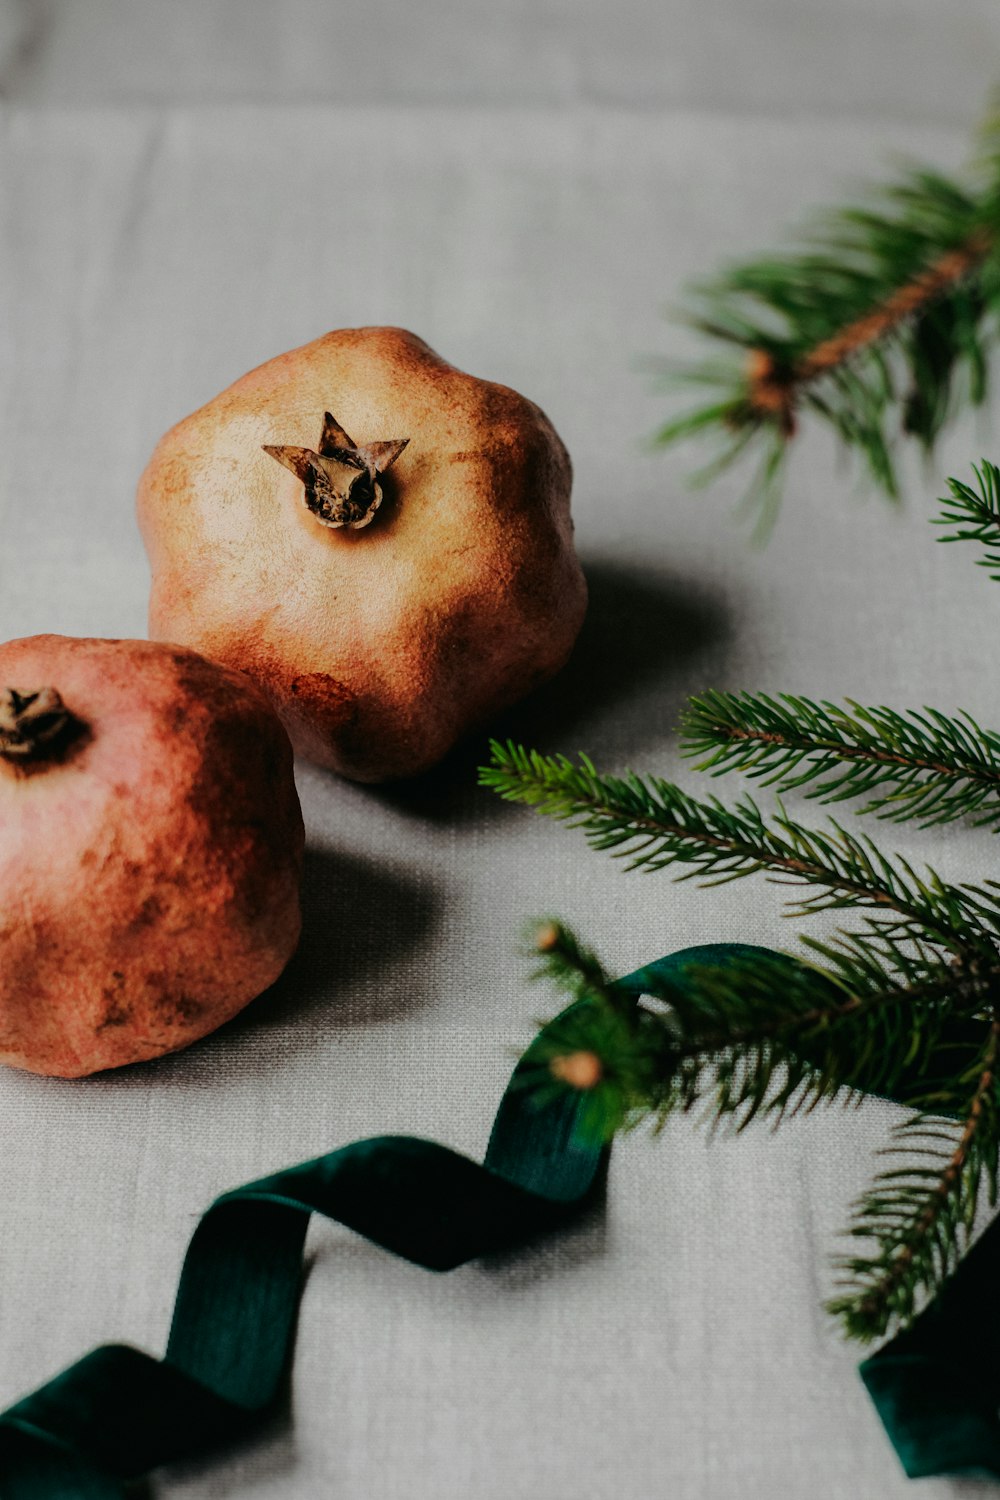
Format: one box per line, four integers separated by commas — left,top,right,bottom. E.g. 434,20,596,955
532,922,1000,1335
934,458,1000,579
828,1018,1000,1342
655,116,1000,528
527,918,617,1006
481,741,1000,954
682,689,1000,829
539,921,997,1122
480,111,1000,1357
484,729,1000,1344
513,922,660,1139
641,949,970,1131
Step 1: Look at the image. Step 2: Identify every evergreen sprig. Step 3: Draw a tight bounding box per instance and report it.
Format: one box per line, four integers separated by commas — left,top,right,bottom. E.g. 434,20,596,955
541,922,993,1121
934,458,1000,578
480,106,1000,1353
829,1021,1000,1341
682,689,1000,829
528,921,1000,1339
481,741,1000,954
527,919,616,1004
656,114,1000,530
481,736,1000,1339
512,922,662,1140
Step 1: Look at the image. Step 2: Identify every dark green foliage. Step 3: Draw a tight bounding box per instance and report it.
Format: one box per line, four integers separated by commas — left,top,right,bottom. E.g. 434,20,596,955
682,689,1000,829
830,1026,1000,1342
656,116,1000,530
519,918,1000,1342
481,729,1000,1341
482,741,1000,952
525,919,616,1008
480,111,1000,1353
934,458,1000,579
530,923,972,1123
511,924,660,1141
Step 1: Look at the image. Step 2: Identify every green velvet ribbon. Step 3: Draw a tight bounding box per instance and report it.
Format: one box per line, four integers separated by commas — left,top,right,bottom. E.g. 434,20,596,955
0,943,994,1492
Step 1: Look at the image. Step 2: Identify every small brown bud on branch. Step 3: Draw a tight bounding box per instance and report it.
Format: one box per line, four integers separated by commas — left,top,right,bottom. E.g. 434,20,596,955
549,1050,604,1090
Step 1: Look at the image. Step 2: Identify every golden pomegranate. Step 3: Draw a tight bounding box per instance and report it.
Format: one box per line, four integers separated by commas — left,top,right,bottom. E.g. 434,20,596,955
0,636,303,1077
137,327,586,781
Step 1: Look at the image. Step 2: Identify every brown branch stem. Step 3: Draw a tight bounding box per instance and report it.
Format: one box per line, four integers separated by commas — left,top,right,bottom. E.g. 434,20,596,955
853,1015,1000,1329
560,792,956,941
705,722,1000,790
746,227,995,429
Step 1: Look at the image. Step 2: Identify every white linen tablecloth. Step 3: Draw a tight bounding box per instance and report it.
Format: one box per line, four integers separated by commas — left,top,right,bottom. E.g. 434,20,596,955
3,3,1000,1495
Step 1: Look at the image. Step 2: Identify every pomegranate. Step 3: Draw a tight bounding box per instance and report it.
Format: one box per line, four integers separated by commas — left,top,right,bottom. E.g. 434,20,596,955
0,636,303,1077
137,327,586,782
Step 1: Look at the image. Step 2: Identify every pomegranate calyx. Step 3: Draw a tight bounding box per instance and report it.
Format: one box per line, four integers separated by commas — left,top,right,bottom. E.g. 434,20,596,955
263,410,409,531
0,687,79,762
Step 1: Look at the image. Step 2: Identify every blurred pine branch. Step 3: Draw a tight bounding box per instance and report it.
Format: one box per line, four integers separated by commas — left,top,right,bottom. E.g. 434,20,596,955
656,109,1000,532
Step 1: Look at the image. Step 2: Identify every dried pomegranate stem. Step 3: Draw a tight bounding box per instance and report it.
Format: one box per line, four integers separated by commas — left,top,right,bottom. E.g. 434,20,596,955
0,688,77,761
263,411,409,531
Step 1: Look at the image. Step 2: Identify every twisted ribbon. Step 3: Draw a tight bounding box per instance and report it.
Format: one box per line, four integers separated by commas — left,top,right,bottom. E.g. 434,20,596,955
0,943,996,1492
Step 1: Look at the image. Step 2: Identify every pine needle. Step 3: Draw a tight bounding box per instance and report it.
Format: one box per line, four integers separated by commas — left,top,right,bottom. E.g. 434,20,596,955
934,458,1000,580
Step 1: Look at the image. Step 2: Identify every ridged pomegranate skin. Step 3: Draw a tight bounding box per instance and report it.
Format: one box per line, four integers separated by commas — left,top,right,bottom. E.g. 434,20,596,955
0,635,304,1077
137,327,587,782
